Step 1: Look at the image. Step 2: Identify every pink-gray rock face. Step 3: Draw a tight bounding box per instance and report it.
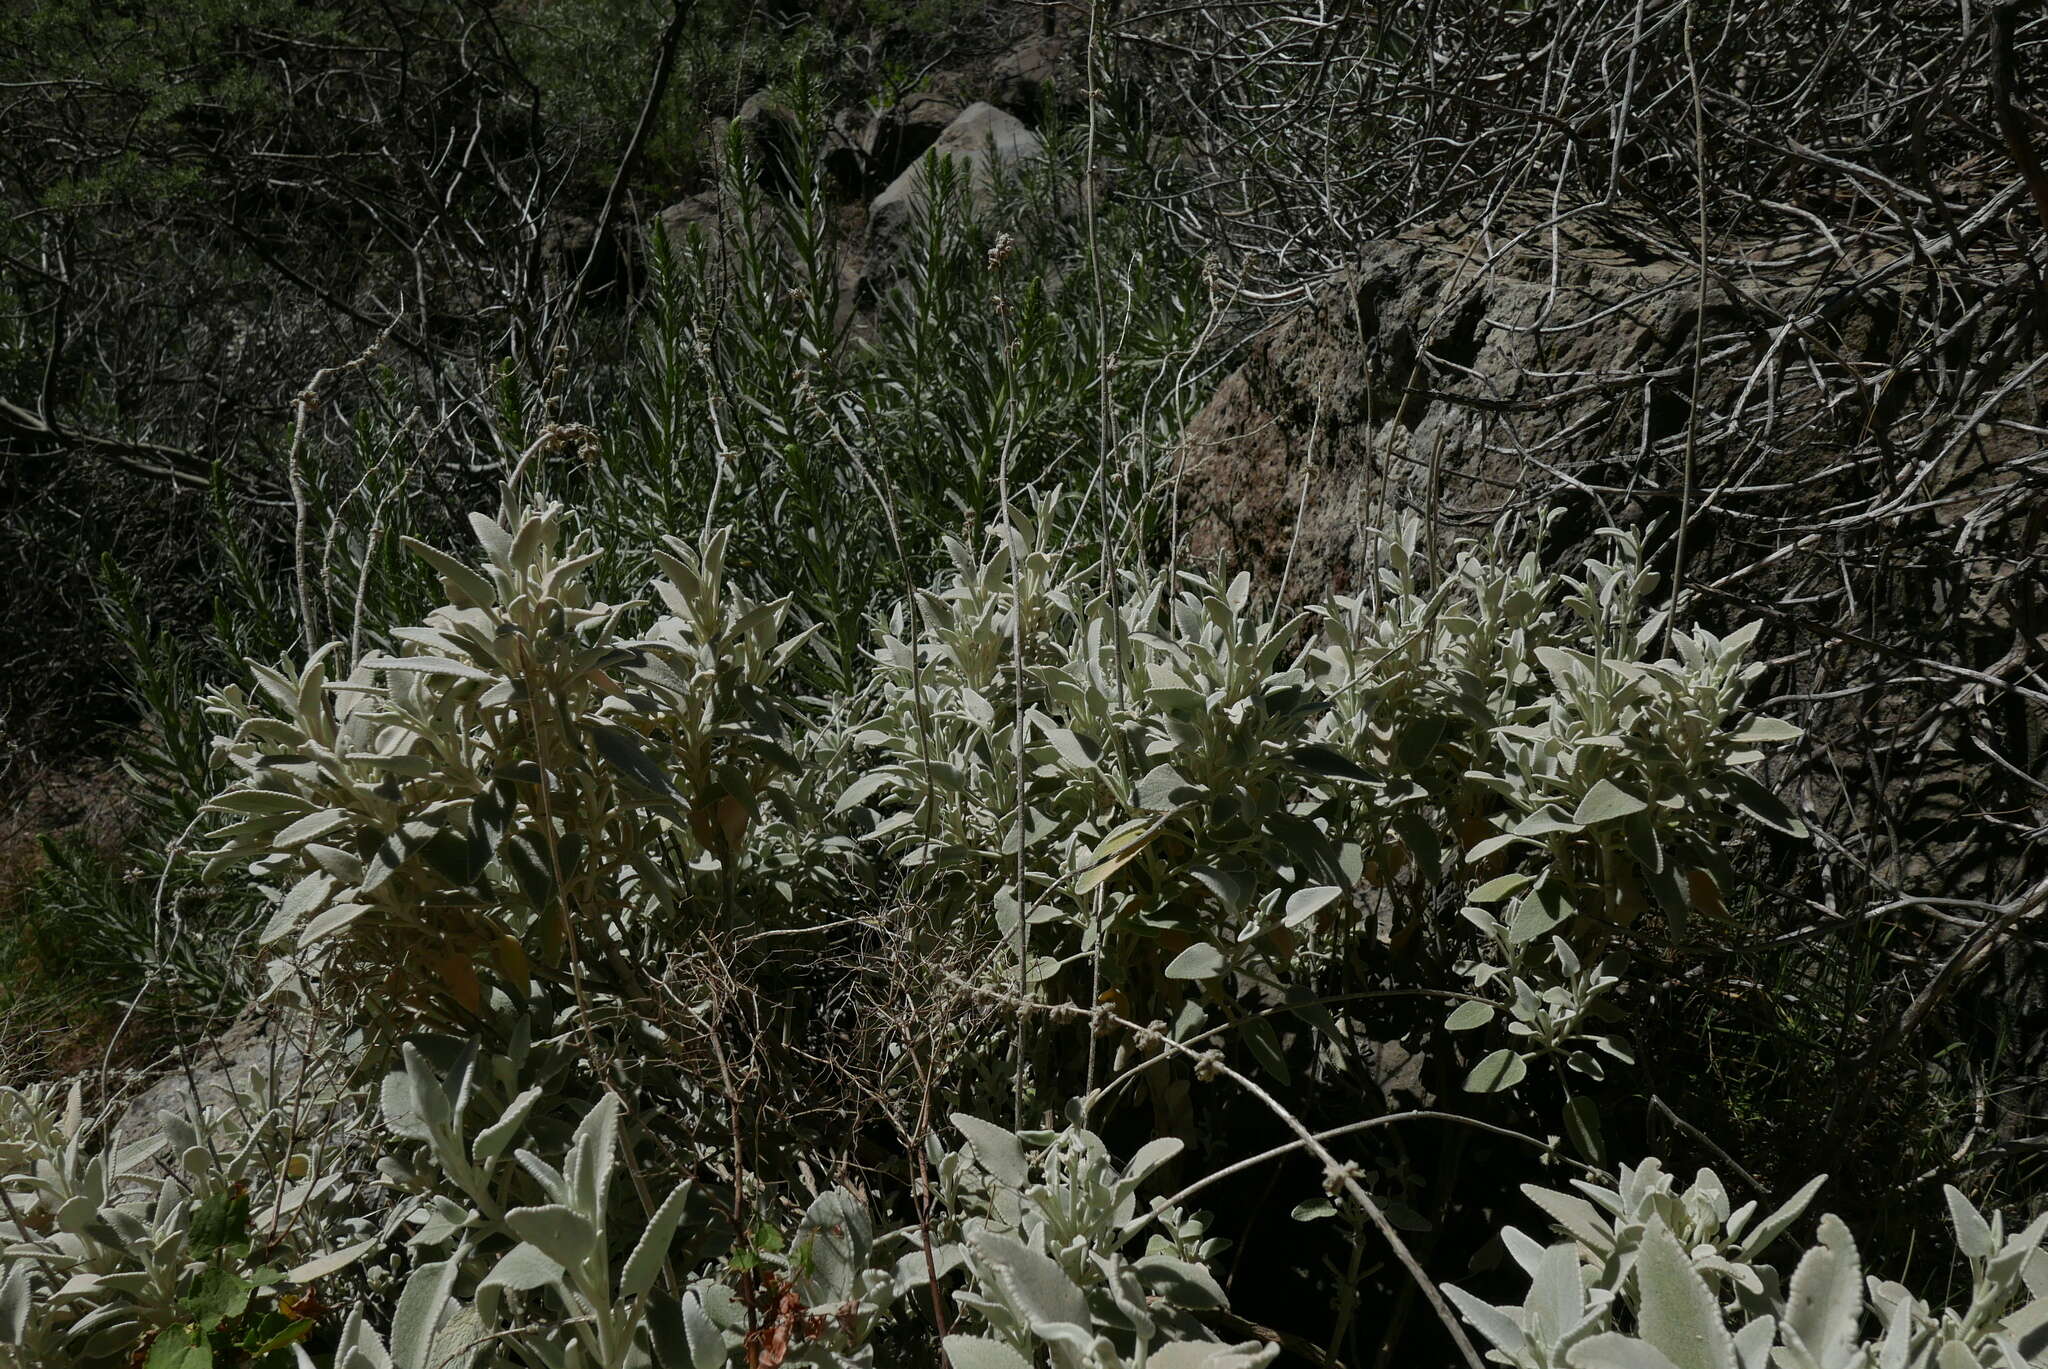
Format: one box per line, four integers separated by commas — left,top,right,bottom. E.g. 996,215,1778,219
1173,198,2043,909
1175,201,2038,609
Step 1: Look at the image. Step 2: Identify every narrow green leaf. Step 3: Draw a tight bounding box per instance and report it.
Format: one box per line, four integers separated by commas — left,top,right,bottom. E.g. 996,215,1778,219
182,1266,252,1332
1564,1095,1606,1164
1241,1015,1291,1086
622,1183,696,1300
143,1325,213,1369
189,1191,251,1261
1075,819,1160,895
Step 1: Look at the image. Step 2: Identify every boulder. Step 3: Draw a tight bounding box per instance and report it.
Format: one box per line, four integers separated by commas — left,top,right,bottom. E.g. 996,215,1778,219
866,102,1046,275
541,213,637,305
865,93,964,186
735,91,802,194
109,1006,319,1149
990,34,1081,123
651,191,729,275
822,107,874,200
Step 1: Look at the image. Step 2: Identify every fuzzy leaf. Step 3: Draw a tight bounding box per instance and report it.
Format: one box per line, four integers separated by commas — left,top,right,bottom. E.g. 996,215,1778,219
1633,1218,1737,1369
1464,1049,1528,1093
1445,1002,1496,1031
507,1205,597,1273
0,1263,29,1342
622,1183,696,1300
1575,779,1648,826
389,1255,461,1369
1446,1284,1527,1360
1527,1241,1587,1347
1136,763,1197,812
1288,744,1373,783
1723,771,1807,838
1946,1186,1994,1261
285,1238,381,1286
363,653,495,683
402,536,498,606
1523,1184,1616,1257
794,1187,870,1306
1076,819,1161,895
967,1228,1089,1330
1148,1343,1281,1369
683,1290,725,1369
1165,941,1227,981
951,1114,1030,1191
941,1337,1032,1369
1784,1214,1861,1364
482,1242,565,1292
1284,885,1343,927
1737,1175,1827,1260
473,1087,543,1168
1569,1334,1688,1369
1134,1254,1228,1310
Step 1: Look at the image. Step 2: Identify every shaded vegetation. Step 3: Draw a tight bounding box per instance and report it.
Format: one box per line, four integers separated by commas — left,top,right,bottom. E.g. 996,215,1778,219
1,2,2043,1367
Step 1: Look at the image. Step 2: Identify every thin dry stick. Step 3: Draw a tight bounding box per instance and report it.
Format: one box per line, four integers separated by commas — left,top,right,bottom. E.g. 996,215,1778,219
956,979,1488,1369
1665,1,1708,653
1990,2,2048,243
1000,438,1030,1131
555,0,695,336
286,332,390,649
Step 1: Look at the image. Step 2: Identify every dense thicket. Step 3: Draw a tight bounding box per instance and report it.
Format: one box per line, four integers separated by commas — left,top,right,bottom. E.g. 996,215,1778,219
1,3,2043,1367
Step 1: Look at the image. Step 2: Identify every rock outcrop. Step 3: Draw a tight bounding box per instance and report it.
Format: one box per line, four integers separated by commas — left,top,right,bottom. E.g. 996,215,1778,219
1174,193,2045,940
1177,201,2039,612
